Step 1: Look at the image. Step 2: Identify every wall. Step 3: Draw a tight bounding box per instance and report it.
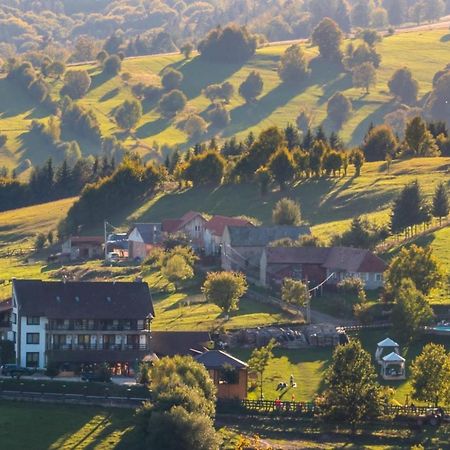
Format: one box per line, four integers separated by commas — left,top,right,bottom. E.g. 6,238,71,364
19,316,48,368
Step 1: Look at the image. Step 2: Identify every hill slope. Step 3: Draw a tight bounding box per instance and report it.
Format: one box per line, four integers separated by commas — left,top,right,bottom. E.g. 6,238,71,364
1,29,449,169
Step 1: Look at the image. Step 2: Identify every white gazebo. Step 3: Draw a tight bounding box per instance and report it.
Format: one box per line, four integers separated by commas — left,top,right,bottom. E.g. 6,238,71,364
380,352,406,380
375,337,399,363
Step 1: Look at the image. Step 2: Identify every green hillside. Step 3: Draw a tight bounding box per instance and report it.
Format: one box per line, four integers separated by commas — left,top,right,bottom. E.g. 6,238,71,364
1,29,449,169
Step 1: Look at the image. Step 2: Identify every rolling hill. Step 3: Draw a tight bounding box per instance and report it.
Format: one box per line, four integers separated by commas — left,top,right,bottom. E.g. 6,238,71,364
1,29,449,170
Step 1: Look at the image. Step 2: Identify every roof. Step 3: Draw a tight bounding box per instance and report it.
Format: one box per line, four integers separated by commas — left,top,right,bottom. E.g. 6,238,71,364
206,215,253,237
130,223,162,244
162,211,205,234
227,226,311,247
383,352,405,362
377,338,399,348
0,298,12,313
195,350,248,369
152,331,211,357
13,280,154,320
70,236,104,245
323,248,386,273
266,246,386,273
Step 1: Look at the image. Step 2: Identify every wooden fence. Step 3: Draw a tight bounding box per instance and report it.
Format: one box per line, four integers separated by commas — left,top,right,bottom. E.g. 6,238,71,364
217,399,449,418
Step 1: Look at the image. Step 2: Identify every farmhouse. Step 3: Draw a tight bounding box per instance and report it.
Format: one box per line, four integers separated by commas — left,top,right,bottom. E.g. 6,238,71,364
204,215,254,256
61,236,104,260
221,225,311,279
128,223,162,261
260,246,387,290
10,279,154,371
195,350,248,400
0,299,12,341
162,211,207,250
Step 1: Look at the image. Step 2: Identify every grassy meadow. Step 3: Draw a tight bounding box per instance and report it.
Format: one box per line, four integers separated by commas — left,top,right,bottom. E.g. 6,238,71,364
1,29,450,169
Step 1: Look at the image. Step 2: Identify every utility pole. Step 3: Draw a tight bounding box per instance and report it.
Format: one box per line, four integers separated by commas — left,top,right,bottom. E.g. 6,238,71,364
104,220,108,262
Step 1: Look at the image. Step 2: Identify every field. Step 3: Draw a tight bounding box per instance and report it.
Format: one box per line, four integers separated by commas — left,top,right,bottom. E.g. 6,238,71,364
1,29,450,169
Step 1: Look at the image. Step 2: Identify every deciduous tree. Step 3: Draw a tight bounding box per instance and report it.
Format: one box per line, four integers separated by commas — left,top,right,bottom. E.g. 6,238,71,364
239,71,263,103
272,197,302,225
311,18,343,63
114,99,142,130
248,339,276,400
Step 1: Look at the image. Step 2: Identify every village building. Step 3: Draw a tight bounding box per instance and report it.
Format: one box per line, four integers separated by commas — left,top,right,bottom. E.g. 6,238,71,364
10,279,154,372
151,331,212,357
204,216,254,256
0,298,11,341
162,211,207,250
61,236,104,261
128,223,162,261
195,350,248,400
260,246,387,290
221,225,311,279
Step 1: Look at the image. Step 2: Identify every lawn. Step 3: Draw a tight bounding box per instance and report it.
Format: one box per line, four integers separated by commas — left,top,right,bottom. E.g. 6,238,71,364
231,329,450,404
1,29,450,168
0,401,141,450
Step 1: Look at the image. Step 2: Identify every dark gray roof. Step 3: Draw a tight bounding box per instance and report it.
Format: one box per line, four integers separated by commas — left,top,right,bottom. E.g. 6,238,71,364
152,331,211,357
131,223,162,244
195,350,248,369
227,225,311,247
13,280,154,320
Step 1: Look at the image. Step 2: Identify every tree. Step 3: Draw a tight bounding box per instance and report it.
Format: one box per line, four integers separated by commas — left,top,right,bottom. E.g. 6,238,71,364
281,278,310,308
35,233,46,250
391,278,434,342
96,50,108,64
323,150,343,176
161,68,183,91
278,44,310,84
208,104,230,129
361,125,397,162
405,116,439,156
428,72,450,123
390,181,432,235
256,166,271,196
388,67,419,105
102,54,121,75
268,147,296,190
159,90,187,117
184,114,207,140
311,18,343,63
182,151,225,186
318,340,383,432
161,253,194,290
198,24,257,63
337,216,387,249
352,62,377,93
180,43,194,59
327,92,352,127
272,198,302,225
350,148,365,176
383,0,407,25
29,78,49,103
46,61,65,79
202,271,247,313
432,182,449,225
410,344,450,407
248,339,276,400
114,99,142,130
385,245,443,296
238,71,263,103
60,70,91,99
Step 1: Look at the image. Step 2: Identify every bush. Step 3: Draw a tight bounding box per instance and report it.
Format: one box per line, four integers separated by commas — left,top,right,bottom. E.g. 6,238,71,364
198,24,257,62
103,54,122,75
208,104,230,129
161,68,183,91
61,70,91,99
159,90,187,117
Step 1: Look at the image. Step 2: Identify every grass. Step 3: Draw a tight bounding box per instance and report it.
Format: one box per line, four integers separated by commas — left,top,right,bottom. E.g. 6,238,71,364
0,401,141,450
231,328,450,404
1,29,450,168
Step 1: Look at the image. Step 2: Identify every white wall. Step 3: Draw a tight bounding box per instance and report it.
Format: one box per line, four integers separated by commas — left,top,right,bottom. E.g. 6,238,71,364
19,316,48,369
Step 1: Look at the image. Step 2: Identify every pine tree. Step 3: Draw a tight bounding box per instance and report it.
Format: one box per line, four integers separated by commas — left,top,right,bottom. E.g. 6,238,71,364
284,123,300,150
432,182,449,225
302,128,314,151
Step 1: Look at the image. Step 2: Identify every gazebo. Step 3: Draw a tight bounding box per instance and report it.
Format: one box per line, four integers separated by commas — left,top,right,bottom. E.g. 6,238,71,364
380,352,406,380
375,337,400,364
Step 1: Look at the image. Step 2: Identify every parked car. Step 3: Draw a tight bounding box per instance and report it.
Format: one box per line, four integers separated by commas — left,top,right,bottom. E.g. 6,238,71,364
81,371,111,383
106,252,120,263
0,364,35,378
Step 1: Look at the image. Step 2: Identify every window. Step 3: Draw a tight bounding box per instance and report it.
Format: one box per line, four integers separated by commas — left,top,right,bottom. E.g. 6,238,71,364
219,366,239,385
12,313,17,325
27,316,40,325
26,352,39,368
375,273,383,282
26,333,40,344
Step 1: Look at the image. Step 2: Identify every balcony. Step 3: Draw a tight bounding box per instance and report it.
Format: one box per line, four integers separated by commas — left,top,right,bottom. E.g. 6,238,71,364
48,343,149,351
46,322,148,332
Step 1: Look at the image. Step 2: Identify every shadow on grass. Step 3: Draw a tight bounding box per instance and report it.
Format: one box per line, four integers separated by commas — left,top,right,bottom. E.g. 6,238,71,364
0,78,36,119
135,117,171,138
99,87,120,102
440,34,450,42
90,71,115,90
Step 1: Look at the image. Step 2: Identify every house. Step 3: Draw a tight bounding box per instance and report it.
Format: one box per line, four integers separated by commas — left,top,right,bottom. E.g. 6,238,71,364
106,233,129,259
204,216,254,256
61,236,104,260
0,299,12,341
151,331,212,357
162,211,207,250
195,350,248,400
128,223,162,261
10,279,154,371
260,246,387,290
221,225,311,279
